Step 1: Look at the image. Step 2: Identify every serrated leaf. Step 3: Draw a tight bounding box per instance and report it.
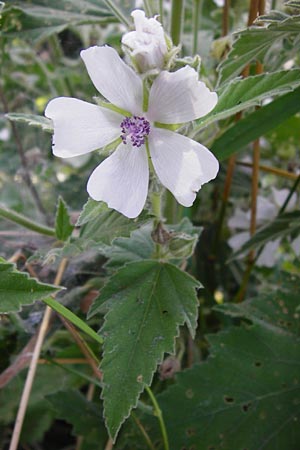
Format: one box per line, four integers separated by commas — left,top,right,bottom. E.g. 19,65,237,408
90,261,200,440
195,70,300,129
156,276,300,449
105,218,202,269
0,258,61,313
217,14,300,85
55,196,74,241
211,86,300,160
5,113,53,133
78,199,150,246
46,389,107,448
231,210,300,259
105,223,154,269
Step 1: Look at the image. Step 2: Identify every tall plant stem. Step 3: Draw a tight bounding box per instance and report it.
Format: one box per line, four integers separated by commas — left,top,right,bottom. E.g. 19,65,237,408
192,0,202,54
9,258,68,450
235,0,265,301
170,0,185,45
145,385,169,450
143,0,153,16
165,0,186,223
0,87,49,223
222,0,230,36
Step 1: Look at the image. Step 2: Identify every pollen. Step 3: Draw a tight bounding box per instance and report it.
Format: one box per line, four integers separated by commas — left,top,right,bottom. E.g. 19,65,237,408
120,116,150,147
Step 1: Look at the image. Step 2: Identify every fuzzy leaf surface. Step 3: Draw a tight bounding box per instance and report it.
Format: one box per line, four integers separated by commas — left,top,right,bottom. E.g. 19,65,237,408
5,113,53,132
156,275,300,449
195,69,300,129
1,1,113,43
90,260,200,439
78,199,150,246
0,258,61,313
217,15,300,85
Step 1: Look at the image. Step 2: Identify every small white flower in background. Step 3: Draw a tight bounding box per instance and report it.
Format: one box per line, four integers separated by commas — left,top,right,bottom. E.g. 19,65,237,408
0,127,10,141
122,10,168,74
45,46,218,218
228,188,297,267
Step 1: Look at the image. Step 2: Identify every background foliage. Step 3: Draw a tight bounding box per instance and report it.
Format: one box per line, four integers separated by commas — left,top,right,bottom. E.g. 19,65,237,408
0,0,300,449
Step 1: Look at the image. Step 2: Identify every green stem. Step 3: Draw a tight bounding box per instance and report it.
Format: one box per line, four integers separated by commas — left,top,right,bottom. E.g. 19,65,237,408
170,0,185,45
0,204,55,237
159,0,164,24
143,0,153,16
145,385,169,450
192,0,201,54
103,0,131,27
43,297,103,345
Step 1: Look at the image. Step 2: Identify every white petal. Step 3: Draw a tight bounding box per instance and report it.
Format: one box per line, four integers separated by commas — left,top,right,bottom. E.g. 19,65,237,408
147,66,218,124
45,97,121,158
228,231,249,252
149,129,219,206
228,208,249,230
253,196,277,225
87,143,149,218
80,46,143,115
257,240,280,267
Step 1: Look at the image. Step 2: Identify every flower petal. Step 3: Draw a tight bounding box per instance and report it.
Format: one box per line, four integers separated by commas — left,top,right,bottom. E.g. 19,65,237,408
147,66,218,124
149,129,219,206
87,143,149,218
228,207,249,230
80,46,143,115
45,97,121,158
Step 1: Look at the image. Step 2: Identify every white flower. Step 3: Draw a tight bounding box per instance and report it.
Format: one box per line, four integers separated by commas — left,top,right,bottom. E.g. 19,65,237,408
45,46,218,218
228,188,297,267
0,127,10,141
122,10,168,74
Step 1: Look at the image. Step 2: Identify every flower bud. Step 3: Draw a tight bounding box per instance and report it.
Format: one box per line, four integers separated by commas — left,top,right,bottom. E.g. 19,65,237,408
122,9,168,74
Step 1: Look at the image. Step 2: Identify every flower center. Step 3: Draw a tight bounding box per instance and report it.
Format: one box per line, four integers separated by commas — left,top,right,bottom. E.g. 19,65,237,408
120,116,150,147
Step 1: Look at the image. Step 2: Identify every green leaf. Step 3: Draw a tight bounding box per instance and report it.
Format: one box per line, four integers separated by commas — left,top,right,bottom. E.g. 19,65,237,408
105,223,154,269
211,86,300,160
55,196,74,241
89,261,200,440
217,14,300,85
5,113,53,133
105,218,201,269
78,199,150,246
0,258,61,313
195,69,300,129
46,389,107,449
43,297,103,345
231,210,300,259
1,1,114,43
156,276,300,449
